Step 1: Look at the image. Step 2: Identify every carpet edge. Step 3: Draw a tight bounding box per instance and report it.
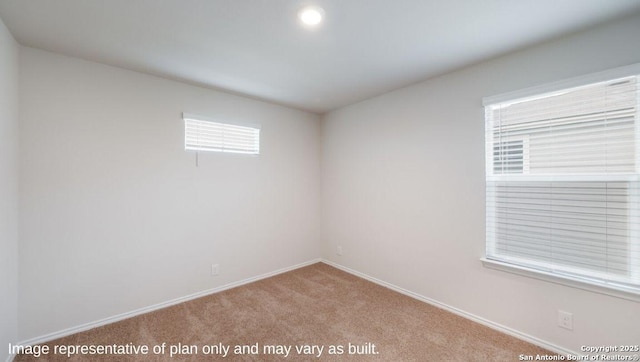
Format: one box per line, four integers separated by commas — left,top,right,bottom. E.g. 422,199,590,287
320,259,579,358
14,258,322,348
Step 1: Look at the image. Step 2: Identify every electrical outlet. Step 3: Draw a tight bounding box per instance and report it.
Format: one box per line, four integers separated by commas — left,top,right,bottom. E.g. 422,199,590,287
211,264,220,276
558,310,573,330
337,246,343,256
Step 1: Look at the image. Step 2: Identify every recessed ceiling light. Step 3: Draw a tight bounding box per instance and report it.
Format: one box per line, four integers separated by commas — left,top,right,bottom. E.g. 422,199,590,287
298,6,324,27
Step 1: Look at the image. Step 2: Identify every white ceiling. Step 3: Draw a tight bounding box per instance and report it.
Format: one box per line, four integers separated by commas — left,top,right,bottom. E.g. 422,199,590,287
1,0,639,114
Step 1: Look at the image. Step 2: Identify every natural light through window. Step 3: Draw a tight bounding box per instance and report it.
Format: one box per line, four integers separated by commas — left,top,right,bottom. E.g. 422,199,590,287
483,69,640,298
183,113,260,155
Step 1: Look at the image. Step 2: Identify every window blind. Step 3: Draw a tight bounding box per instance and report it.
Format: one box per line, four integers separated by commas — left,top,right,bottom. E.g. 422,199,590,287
485,75,640,293
183,114,260,155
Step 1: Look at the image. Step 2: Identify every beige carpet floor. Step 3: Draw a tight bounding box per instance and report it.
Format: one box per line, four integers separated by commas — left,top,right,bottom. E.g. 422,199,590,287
15,263,554,361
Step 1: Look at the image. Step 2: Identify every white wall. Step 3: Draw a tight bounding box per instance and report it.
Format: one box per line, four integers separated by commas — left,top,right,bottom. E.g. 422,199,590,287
321,14,640,353
12,9,640,354
0,16,19,362
18,47,321,340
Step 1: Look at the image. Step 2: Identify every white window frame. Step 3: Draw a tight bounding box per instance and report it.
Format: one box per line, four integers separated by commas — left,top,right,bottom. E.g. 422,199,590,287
482,63,640,302
182,113,260,155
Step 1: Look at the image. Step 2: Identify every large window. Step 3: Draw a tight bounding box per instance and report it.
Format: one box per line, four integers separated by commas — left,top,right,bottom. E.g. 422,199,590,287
183,113,260,155
483,67,640,298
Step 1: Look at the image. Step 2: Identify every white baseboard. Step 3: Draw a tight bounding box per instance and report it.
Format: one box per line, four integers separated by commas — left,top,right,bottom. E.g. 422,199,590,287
16,258,321,347
320,259,578,358
14,257,577,358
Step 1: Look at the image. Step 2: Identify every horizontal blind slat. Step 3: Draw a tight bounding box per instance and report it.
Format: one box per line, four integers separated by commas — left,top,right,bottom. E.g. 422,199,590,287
184,117,260,155
485,74,640,291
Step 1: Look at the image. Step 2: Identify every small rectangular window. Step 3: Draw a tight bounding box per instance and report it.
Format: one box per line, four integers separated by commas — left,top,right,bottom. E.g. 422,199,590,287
183,113,260,155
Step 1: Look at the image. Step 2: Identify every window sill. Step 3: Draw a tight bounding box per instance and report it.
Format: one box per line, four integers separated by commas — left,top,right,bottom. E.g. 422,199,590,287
480,258,640,303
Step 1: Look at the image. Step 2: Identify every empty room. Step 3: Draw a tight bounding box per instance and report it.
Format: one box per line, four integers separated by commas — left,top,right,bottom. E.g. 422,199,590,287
1,0,640,361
